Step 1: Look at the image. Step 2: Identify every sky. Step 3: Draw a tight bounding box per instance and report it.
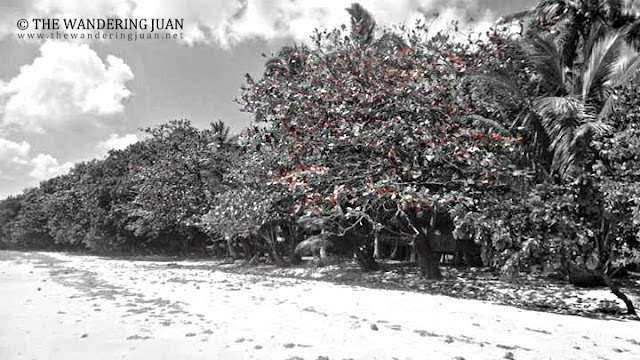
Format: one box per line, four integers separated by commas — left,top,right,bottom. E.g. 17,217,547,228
0,0,534,199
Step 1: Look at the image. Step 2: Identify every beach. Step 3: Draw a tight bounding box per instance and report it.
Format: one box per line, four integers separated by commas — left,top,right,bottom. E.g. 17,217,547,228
1,251,638,360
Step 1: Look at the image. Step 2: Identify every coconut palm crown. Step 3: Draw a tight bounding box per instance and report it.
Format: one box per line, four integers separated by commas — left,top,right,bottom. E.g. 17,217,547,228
498,0,640,67
470,23,640,179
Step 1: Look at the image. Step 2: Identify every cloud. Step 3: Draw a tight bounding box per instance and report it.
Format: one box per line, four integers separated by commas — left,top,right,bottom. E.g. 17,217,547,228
33,0,133,18
0,137,31,161
134,0,498,46
0,130,137,197
139,0,497,46
4,0,502,46
0,40,133,132
97,133,139,153
0,137,71,181
28,153,73,180
0,0,35,40
0,137,32,179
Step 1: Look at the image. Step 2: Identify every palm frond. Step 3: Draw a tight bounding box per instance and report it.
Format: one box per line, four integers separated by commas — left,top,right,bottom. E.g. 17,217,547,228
582,20,609,60
533,96,583,177
550,128,578,177
557,16,581,66
581,29,625,101
520,109,548,139
533,96,582,122
587,22,640,121
210,120,232,146
466,71,552,162
536,0,566,19
597,93,619,122
346,3,376,46
575,119,613,139
607,42,640,85
524,35,568,94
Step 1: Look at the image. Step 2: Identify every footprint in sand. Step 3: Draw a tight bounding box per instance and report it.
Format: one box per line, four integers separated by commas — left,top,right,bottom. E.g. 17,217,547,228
414,329,440,338
444,336,454,344
127,335,152,340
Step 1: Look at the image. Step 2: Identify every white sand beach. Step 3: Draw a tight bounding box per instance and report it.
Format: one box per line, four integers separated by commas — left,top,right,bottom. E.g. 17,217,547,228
1,251,638,360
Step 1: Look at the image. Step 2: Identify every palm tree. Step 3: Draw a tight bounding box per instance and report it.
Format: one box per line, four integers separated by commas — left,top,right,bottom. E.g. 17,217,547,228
209,120,233,148
470,25,640,179
499,1,640,33
346,3,376,47
498,0,640,67
264,45,306,77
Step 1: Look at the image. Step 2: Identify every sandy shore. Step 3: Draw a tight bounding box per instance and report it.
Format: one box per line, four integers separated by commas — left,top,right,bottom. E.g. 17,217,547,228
0,251,638,360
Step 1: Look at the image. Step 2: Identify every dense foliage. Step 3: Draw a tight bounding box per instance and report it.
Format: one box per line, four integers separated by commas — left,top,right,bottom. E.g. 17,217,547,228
0,120,228,254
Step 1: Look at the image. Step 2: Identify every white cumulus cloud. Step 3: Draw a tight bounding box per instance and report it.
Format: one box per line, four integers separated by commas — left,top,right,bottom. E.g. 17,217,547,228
0,137,31,161
0,40,133,132
97,133,139,154
29,153,73,180
0,137,72,181
0,137,32,179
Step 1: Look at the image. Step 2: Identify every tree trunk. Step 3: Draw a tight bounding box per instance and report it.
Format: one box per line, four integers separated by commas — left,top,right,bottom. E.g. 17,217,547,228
410,238,417,263
183,237,189,257
287,224,302,265
373,231,381,259
270,245,286,266
213,241,225,258
390,238,399,259
601,272,637,317
354,246,379,271
226,236,238,260
264,226,286,267
316,246,328,266
415,232,442,279
290,254,302,265
595,216,636,317
240,236,253,260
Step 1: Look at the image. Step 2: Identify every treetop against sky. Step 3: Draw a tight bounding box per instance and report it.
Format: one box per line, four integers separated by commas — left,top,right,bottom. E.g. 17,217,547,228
0,0,533,199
